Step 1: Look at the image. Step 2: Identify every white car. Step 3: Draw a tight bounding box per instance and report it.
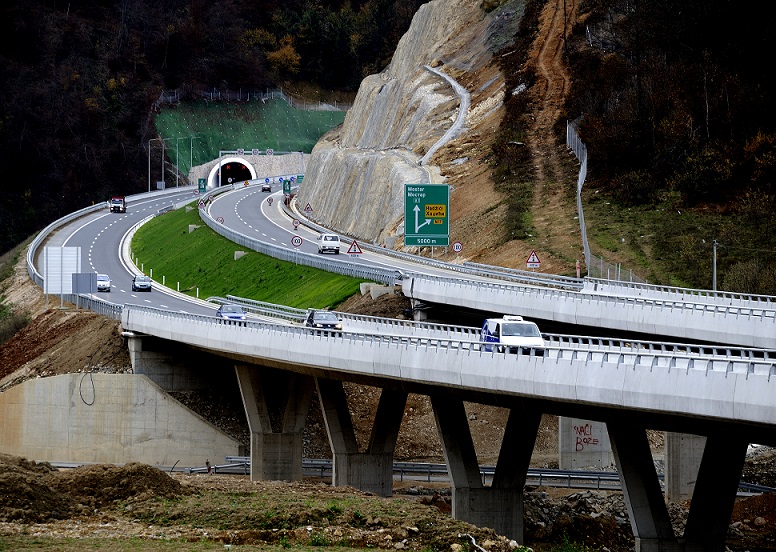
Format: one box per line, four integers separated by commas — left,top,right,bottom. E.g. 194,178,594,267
481,315,545,355
96,274,111,292
316,233,341,254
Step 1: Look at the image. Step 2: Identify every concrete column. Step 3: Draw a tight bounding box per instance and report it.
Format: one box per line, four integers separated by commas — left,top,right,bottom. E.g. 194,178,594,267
235,365,313,481
681,433,748,552
559,417,614,469
664,432,706,502
608,421,681,552
432,395,539,542
316,379,407,497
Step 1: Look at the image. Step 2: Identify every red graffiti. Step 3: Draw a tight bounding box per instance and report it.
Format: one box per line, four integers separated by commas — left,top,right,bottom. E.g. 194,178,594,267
573,423,600,452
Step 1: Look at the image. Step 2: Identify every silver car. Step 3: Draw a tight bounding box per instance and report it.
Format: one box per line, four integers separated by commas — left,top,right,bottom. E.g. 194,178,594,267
96,274,111,292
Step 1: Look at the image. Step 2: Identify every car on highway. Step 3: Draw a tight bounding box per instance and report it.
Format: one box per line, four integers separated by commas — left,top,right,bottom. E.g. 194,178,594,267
261,183,272,192
304,309,343,332
316,233,341,254
216,304,247,320
481,315,545,355
131,274,152,292
96,274,111,292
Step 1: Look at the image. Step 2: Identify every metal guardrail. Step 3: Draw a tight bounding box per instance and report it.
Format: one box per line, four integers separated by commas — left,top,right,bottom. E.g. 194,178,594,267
406,272,776,325
199,184,402,287
584,277,776,307
206,457,775,495
122,304,776,377
284,200,584,288
206,294,776,363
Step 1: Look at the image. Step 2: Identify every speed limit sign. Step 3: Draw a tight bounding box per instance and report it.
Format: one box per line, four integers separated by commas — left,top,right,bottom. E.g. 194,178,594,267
452,241,463,253
293,219,300,229
291,235,303,248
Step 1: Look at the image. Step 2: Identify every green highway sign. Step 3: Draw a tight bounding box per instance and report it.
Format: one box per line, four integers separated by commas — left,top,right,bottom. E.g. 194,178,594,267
404,183,449,246
198,178,206,193
283,179,291,194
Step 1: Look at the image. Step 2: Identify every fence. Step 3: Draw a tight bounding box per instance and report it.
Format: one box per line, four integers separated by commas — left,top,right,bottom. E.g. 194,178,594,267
566,119,647,283
155,87,351,112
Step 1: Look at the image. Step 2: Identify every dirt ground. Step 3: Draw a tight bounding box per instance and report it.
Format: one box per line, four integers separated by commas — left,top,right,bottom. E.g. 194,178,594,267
2,0,776,549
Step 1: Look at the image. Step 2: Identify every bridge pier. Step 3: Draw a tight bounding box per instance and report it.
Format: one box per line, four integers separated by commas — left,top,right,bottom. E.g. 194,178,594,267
235,365,313,481
609,422,748,552
316,379,406,497
431,395,539,542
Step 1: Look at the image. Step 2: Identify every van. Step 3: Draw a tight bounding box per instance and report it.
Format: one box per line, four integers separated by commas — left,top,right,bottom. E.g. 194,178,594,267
481,315,545,355
316,233,341,254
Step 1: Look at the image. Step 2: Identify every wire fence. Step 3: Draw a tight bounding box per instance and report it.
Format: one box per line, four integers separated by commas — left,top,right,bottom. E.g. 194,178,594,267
154,87,351,112
566,119,647,283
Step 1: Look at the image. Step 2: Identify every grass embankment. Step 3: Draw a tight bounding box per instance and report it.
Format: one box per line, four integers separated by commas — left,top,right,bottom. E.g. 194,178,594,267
130,203,364,309
154,99,347,178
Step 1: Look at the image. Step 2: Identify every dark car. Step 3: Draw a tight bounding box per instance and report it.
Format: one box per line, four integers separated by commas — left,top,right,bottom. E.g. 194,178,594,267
304,310,343,332
131,274,152,292
261,183,271,192
216,304,247,320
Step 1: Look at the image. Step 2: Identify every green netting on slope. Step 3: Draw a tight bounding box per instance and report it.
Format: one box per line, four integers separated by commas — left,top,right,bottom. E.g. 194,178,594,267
153,99,346,176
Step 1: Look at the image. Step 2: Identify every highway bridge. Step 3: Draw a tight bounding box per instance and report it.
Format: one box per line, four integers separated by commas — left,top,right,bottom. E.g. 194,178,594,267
24,183,776,552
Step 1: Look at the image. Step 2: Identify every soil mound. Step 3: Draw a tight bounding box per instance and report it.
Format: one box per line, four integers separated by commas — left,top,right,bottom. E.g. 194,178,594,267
0,454,190,523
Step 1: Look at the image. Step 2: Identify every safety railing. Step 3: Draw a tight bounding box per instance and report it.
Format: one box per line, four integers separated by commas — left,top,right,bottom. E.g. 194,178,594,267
584,277,776,307
121,304,776,378
198,185,402,287
406,273,776,324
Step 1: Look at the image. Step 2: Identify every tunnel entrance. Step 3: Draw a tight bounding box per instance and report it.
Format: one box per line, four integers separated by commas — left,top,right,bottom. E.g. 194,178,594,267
218,162,253,186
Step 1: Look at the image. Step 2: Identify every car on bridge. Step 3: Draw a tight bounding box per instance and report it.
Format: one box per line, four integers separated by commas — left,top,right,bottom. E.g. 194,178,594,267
216,304,247,320
131,274,152,292
481,315,545,355
305,309,343,332
316,233,341,254
96,274,111,292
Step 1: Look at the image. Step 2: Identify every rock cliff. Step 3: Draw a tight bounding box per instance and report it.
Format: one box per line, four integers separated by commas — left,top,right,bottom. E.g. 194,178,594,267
296,0,525,252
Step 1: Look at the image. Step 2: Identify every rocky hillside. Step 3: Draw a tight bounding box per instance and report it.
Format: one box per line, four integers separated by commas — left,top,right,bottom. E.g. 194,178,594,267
298,0,583,276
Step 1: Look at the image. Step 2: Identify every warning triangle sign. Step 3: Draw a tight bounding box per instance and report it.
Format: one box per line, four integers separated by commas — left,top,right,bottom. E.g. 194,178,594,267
526,250,541,267
347,241,363,255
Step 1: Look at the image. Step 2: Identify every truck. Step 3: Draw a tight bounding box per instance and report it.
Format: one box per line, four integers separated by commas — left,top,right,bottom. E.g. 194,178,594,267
109,196,126,213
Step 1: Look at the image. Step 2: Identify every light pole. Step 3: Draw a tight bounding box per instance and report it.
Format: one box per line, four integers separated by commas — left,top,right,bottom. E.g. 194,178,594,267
148,137,172,192
176,137,187,188
713,239,718,291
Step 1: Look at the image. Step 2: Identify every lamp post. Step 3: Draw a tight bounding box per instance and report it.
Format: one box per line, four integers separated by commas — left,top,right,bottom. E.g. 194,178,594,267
148,137,172,192
713,239,718,291
176,137,187,188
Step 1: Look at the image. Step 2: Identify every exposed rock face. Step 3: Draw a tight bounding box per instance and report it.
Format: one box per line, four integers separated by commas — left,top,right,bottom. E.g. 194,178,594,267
297,0,522,248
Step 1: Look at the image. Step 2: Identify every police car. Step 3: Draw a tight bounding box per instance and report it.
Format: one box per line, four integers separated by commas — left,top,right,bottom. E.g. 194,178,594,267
480,315,545,355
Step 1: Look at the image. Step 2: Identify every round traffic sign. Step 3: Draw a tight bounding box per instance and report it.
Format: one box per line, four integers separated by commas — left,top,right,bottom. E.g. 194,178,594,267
452,241,463,253
265,177,270,183
293,219,300,229
291,235,303,248
267,197,273,206
216,217,224,224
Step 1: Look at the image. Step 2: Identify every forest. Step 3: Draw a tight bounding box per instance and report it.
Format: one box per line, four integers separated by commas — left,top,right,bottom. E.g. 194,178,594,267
1,0,775,292
0,0,425,254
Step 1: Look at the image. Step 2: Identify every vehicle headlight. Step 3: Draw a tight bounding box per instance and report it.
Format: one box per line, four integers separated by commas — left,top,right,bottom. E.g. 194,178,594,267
335,323,342,330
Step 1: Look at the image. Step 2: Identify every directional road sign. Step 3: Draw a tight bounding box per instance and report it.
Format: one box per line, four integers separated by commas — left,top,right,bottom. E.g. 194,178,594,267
404,184,449,246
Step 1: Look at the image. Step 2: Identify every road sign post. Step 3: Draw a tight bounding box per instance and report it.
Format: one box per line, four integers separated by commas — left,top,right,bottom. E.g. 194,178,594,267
527,250,541,270
291,235,302,265
404,184,449,247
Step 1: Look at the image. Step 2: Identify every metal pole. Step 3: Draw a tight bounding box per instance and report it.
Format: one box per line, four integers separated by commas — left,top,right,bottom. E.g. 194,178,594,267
176,138,180,187
713,239,718,291
161,140,165,189
147,139,152,192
